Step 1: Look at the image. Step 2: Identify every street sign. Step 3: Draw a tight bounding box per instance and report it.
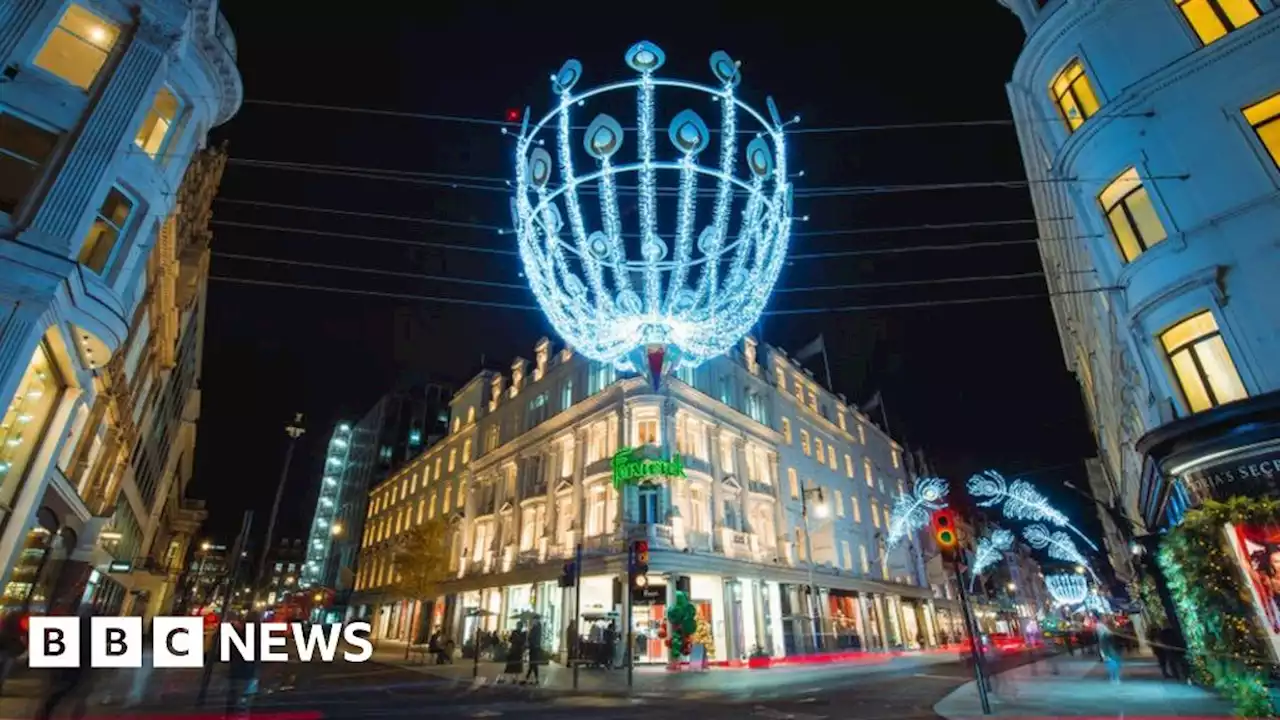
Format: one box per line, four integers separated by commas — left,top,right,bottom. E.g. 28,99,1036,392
108,560,132,573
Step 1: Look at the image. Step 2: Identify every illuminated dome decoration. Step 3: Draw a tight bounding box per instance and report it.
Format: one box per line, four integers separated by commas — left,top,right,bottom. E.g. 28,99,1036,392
511,41,794,373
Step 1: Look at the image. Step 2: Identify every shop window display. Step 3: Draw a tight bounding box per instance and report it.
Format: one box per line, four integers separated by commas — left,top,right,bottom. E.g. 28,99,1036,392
0,342,63,514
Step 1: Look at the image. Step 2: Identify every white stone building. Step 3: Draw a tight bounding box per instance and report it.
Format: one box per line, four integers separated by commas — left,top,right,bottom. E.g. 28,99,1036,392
352,337,966,662
0,0,240,614
999,0,1280,549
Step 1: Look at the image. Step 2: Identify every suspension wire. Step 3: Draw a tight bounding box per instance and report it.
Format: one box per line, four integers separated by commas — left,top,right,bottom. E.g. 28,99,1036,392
213,251,1066,294
208,274,1120,314
211,217,1095,261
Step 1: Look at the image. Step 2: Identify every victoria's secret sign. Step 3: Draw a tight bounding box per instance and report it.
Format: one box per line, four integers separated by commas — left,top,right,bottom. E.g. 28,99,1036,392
1183,446,1280,500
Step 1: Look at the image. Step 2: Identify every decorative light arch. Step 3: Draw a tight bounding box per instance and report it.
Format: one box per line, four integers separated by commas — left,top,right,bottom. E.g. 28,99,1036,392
966,470,1099,551
886,476,949,548
1045,573,1089,606
968,527,1014,591
511,41,795,375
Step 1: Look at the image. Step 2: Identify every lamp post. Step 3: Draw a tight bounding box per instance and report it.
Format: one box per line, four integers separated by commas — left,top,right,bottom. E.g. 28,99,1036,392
257,413,306,593
800,486,829,652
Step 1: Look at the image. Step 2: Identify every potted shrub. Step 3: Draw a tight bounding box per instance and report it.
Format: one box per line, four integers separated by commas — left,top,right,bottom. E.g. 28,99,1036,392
747,645,772,669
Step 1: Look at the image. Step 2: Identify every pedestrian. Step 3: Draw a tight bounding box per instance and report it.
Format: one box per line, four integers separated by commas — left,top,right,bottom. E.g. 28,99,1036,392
226,611,262,718
1098,622,1122,684
124,618,156,708
0,611,25,696
603,620,617,669
35,606,94,720
1159,626,1186,681
502,622,526,684
524,619,543,685
1149,626,1170,678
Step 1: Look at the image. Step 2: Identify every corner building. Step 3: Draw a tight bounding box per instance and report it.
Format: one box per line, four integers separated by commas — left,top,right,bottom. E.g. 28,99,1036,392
0,0,240,612
1000,0,1280,576
353,338,965,662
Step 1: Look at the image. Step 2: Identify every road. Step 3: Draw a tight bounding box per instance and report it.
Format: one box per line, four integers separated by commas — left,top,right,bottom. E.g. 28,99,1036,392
6,650,1042,719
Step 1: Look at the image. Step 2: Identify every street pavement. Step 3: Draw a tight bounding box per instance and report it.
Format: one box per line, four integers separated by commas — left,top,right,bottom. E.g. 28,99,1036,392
1,646,1234,719
934,654,1233,718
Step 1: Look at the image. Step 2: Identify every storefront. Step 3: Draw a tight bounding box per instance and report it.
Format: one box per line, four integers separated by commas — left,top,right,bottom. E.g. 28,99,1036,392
1134,390,1280,714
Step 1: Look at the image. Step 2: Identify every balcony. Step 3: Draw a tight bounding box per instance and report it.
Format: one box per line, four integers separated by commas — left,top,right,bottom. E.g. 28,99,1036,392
624,523,674,549
582,533,619,555
748,480,774,496
683,529,713,552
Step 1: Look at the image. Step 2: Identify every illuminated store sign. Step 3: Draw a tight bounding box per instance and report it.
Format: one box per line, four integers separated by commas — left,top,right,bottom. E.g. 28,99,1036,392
611,447,686,489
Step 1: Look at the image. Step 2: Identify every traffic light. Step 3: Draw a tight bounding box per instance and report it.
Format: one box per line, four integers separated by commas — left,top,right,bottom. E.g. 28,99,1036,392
632,540,649,577
558,561,576,588
931,509,959,556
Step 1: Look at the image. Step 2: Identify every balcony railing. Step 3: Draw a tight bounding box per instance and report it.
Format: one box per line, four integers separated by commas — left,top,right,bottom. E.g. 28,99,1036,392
748,480,774,496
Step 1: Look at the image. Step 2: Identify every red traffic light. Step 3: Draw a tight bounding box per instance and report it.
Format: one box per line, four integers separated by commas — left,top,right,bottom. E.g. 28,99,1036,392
505,108,520,123
634,540,650,566
931,509,958,550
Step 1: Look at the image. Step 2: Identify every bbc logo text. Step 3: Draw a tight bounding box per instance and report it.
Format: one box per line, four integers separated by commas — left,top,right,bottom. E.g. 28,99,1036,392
29,617,373,668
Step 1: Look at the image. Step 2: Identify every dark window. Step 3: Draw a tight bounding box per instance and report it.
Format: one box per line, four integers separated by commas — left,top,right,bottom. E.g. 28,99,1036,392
0,112,60,215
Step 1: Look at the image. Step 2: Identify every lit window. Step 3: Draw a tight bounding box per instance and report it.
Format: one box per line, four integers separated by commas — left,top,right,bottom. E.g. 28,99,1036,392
800,430,810,456
1243,91,1280,169
134,87,182,158
837,411,847,432
1175,0,1259,45
857,424,865,445
1098,168,1167,262
814,437,824,462
0,342,62,507
788,468,799,499
467,406,476,424
1160,311,1248,413
33,4,119,90
871,499,880,528
428,492,436,520
448,448,457,472
827,446,836,471
859,545,870,574
0,113,60,216
841,541,853,571
834,490,845,517
864,457,873,488
844,454,853,478
892,451,900,470
461,438,471,466
79,187,134,273
1050,58,1100,132
775,367,786,390
851,495,860,523
636,417,659,445
781,417,792,444
883,506,891,530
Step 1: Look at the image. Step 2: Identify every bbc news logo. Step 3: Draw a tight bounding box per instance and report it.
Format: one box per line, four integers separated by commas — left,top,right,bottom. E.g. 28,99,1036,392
28,617,374,668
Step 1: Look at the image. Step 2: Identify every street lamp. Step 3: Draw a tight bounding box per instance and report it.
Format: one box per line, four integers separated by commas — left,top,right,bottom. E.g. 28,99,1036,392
331,522,344,536
1075,565,1086,575
1006,582,1016,591
800,486,828,651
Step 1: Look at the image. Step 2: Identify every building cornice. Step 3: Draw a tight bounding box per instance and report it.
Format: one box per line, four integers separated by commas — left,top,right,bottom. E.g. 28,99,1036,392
188,1,242,126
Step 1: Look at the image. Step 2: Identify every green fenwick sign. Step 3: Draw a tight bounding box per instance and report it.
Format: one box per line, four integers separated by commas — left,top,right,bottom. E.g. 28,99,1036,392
611,447,686,489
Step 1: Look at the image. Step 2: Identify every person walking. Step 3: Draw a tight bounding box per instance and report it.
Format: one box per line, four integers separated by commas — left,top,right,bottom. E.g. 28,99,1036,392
35,607,94,720
1149,626,1170,678
0,611,25,696
501,622,526,684
1159,626,1187,682
1098,622,1123,684
524,619,543,685
124,618,156,708
226,612,262,718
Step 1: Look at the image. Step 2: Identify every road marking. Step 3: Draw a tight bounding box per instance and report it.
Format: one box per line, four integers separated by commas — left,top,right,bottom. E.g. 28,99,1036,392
469,711,502,718
912,672,959,679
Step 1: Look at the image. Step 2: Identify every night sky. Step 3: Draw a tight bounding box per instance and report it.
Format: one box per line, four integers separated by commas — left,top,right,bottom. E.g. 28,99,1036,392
193,3,1102,560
